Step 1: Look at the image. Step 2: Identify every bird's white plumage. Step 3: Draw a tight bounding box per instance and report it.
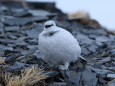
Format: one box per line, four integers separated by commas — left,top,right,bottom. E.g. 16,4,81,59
38,20,83,70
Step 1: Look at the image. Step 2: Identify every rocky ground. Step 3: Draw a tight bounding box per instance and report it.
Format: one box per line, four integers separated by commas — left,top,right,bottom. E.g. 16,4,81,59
0,2,115,86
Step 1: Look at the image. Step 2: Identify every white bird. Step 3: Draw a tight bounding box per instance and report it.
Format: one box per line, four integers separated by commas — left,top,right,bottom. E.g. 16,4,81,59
38,20,86,70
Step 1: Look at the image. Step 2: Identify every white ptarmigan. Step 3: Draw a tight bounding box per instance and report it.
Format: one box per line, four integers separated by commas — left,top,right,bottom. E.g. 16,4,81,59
38,20,86,70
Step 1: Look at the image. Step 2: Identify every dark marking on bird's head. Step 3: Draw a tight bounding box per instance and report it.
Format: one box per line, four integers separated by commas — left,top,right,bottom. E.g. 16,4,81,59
44,20,56,29
45,24,53,28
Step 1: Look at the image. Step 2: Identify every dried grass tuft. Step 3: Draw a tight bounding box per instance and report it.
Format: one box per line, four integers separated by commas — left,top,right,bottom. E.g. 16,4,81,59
3,66,48,86
0,56,6,65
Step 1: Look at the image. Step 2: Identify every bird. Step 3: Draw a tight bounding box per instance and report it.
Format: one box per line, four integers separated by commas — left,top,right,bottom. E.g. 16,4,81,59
38,20,86,70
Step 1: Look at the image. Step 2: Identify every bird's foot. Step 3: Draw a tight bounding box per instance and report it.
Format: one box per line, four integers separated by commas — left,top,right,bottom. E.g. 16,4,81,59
59,63,69,70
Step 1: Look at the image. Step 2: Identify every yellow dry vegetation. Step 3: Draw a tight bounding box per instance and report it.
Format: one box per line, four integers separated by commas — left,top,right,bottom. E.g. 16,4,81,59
0,56,6,64
3,66,48,86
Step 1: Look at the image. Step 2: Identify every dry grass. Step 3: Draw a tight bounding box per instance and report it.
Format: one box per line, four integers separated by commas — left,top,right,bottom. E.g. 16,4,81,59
2,66,48,86
0,56,6,65
0,57,48,86
68,11,90,19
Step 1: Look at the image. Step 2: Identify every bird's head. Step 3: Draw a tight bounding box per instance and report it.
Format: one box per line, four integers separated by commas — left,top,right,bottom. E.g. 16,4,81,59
44,20,56,30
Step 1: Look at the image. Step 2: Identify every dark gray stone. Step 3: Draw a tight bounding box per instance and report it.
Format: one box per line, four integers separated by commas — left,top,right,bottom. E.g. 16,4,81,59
92,68,110,74
108,67,115,71
96,41,103,47
82,69,98,86
5,62,29,72
5,26,20,32
77,33,93,45
0,39,16,44
34,51,42,59
105,41,115,49
26,24,43,38
110,49,115,56
25,38,38,45
87,44,98,53
0,6,8,12
28,9,56,17
6,32,18,39
81,47,90,55
96,36,110,43
107,74,115,79
65,71,82,86
48,82,66,86
11,8,30,17
3,16,48,26
108,79,115,86
44,71,58,77
84,29,107,36
27,45,38,50
5,52,21,64
99,57,111,64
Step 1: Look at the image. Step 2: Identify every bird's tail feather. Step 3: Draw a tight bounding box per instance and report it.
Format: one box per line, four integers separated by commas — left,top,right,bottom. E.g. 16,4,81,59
79,55,87,62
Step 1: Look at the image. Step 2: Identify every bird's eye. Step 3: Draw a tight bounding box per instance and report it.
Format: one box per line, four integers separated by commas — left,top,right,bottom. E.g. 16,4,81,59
45,24,53,28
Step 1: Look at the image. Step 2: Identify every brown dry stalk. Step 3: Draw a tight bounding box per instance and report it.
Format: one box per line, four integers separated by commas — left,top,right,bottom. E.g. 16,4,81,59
2,66,48,86
0,56,6,65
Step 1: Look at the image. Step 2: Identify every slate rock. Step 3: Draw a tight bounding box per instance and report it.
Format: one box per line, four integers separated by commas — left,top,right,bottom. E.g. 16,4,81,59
4,62,29,72
25,38,38,45
96,41,103,47
56,21,72,32
0,38,16,44
82,69,98,86
0,45,6,55
96,36,110,43
0,6,8,13
4,47,13,51
3,16,48,26
81,47,90,55
88,34,98,39
27,45,38,50
97,57,111,65
108,79,115,86
28,9,56,17
108,67,115,71
107,74,115,79
33,51,42,59
110,49,115,56
65,71,82,86
25,55,39,64
77,33,93,45
84,29,107,35
5,26,20,32
26,24,43,38
48,82,66,86
87,44,98,53
0,28,4,34
5,52,21,64
0,22,4,28
44,71,58,77
11,8,30,17
6,32,18,39
92,68,110,74
106,41,115,49
109,34,115,40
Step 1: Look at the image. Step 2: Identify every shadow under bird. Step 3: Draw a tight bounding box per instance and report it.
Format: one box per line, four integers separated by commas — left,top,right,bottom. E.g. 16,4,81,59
38,20,86,70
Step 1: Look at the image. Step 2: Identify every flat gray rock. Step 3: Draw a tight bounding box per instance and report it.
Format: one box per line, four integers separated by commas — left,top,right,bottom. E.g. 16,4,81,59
3,16,48,26
26,24,43,38
108,79,115,86
5,26,20,32
82,69,98,86
107,74,115,79
92,68,110,74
